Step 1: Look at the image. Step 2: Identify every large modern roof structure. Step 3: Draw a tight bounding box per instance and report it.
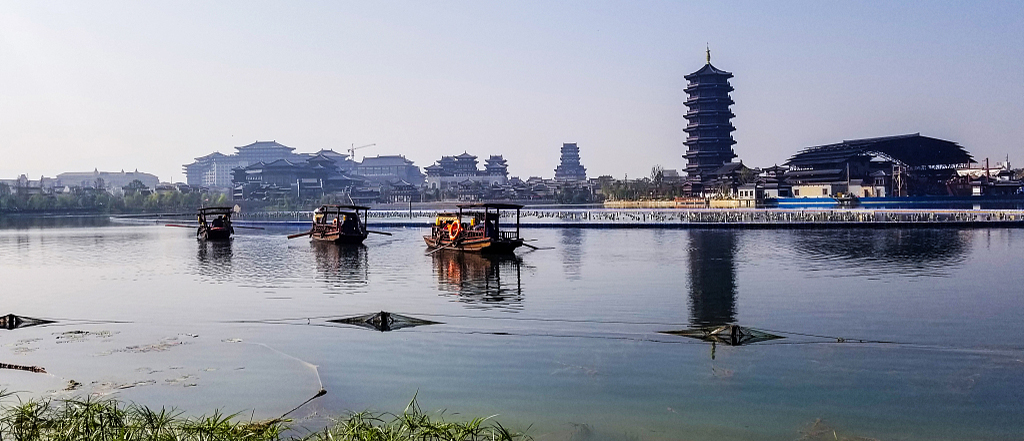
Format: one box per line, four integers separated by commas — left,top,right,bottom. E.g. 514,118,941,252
785,134,974,170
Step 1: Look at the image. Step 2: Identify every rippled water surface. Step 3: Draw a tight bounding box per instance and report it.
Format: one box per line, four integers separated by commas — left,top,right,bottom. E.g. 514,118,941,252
1,217,1022,440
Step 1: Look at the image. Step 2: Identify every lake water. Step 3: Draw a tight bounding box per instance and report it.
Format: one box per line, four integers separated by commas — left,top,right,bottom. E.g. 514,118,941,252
0,217,1022,440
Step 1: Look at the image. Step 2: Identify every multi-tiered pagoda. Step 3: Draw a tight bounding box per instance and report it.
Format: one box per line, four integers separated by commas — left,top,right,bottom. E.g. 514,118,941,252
683,49,736,185
484,155,509,177
554,143,587,182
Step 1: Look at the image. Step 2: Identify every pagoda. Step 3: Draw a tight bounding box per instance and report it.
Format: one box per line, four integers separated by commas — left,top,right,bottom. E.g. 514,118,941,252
683,48,736,182
554,143,587,182
484,155,509,177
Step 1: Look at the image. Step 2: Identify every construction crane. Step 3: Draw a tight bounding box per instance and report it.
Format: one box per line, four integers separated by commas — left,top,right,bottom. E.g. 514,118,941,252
349,143,376,162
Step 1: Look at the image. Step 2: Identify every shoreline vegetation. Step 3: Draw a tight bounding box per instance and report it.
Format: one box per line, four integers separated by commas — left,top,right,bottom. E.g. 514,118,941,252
0,393,531,441
0,189,231,215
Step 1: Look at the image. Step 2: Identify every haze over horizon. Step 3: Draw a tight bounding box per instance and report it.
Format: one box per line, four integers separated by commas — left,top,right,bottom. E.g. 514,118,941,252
2,1,1022,183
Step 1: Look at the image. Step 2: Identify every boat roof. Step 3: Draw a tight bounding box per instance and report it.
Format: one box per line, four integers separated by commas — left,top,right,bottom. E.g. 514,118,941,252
198,206,233,214
319,204,372,214
456,203,524,210
317,204,369,211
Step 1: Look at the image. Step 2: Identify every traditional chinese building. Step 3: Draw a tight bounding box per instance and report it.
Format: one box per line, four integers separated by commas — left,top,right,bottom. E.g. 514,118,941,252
783,134,975,198
424,152,508,190
683,49,737,193
553,143,587,182
184,141,301,188
354,155,424,186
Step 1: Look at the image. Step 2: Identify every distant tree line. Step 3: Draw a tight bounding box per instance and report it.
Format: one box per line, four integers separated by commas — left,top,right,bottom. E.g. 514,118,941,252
0,182,229,214
595,166,689,201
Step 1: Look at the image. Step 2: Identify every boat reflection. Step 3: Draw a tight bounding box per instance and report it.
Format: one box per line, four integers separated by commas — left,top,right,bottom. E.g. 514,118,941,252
312,241,368,287
687,230,738,327
196,239,233,279
432,250,523,310
559,228,584,279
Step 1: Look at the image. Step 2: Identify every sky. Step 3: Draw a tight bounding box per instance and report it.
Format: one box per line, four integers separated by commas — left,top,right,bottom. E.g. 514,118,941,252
2,1,1022,183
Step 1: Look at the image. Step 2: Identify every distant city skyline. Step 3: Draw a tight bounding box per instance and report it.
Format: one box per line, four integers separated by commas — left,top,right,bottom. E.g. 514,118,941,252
2,1,1022,182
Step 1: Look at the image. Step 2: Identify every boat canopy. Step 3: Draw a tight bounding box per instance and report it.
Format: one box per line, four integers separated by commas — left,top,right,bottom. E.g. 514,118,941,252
455,203,524,210
316,204,369,214
198,206,234,215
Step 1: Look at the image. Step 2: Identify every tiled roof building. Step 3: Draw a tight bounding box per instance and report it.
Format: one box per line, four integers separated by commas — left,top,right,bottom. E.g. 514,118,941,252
553,143,587,182
682,49,737,195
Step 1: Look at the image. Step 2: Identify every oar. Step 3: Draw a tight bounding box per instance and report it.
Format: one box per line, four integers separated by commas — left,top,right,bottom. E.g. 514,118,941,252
367,230,392,236
287,231,313,239
166,224,197,228
522,242,554,251
425,243,458,255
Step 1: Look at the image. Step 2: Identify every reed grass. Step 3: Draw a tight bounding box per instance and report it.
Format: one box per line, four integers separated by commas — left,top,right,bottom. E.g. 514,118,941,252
0,392,530,441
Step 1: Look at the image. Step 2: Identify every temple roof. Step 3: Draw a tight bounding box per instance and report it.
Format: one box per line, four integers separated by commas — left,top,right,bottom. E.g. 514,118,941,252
194,152,229,161
455,152,478,160
360,155,414,166
712,162,750,176
785,134,974,169
262,159,302,168
307,153,337,164
685,63,733,80
235,140,295,152
315,149,349,159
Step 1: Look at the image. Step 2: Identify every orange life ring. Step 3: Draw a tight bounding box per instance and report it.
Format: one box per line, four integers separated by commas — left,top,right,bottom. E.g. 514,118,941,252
448,219,462,241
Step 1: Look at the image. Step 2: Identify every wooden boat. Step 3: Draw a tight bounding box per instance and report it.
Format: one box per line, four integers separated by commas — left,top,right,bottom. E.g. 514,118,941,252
309,204,370,245
197,206,234,241
424,203,524,254
833,192,861,207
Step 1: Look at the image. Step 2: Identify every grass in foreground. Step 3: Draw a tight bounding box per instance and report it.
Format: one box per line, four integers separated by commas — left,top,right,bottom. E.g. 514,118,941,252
0,393,531,441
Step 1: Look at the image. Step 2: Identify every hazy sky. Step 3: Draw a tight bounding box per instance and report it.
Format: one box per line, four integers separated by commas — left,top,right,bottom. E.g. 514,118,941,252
2,1,1022,183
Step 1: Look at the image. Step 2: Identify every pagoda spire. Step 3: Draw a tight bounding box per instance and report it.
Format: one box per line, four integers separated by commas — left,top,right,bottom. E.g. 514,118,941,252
706,44,711,64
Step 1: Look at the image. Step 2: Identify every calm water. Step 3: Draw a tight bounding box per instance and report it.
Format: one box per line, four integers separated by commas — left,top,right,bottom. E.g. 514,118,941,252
1,217,1022,440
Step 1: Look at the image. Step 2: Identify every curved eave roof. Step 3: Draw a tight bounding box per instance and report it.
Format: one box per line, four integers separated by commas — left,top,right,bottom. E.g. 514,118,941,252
785,134,974,168
684,63,733,80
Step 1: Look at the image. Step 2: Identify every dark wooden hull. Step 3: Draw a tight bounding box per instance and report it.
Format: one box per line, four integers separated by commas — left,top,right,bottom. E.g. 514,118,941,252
423,235,523,254
198,227,232,241
312,230,368,245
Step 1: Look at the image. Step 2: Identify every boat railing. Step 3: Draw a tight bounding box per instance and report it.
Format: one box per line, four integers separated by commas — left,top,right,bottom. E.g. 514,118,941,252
460,228,485,240
499,230,518,241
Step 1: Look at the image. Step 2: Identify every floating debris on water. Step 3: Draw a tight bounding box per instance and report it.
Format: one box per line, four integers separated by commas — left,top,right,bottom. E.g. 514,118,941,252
8,338,43,353
329,311,441,332
0,362,46,374
0,314,55,330
55,330,117,343
660,324,783,346
798,418,880,441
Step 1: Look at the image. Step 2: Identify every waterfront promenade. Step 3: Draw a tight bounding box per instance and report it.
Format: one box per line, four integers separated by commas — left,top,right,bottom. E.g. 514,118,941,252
228,208,1024,228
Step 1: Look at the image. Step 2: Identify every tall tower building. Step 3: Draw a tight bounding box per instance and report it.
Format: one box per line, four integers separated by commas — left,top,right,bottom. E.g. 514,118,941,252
683,49,736,180
554,142,587,182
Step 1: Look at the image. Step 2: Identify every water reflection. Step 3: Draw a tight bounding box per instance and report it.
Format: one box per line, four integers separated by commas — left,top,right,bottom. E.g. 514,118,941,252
559,228,584,279
687,230,738,327
0,215,112,230
312,242,368,287
196,240,233,279
791,229,970,276
432,251,523,310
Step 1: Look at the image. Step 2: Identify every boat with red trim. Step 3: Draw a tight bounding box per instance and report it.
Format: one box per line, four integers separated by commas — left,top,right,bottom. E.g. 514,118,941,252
424,203,524,254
